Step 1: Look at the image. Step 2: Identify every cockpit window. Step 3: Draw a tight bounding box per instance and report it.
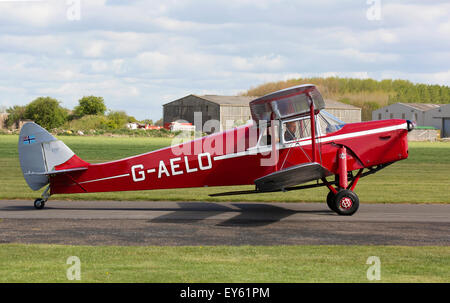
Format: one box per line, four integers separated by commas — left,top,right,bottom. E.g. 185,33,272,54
282,118,311,143
318,110,345,135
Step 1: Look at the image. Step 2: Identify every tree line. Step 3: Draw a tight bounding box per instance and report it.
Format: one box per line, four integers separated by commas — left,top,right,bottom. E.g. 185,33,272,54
244,77,450,120
245,77,450,104
4,96,162,131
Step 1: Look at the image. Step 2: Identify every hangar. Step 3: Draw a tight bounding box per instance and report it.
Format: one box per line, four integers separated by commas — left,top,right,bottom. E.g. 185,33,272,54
425,104,450,138
163,94,361,133
372,103,441,125
163,94,254,133
372,103,450,138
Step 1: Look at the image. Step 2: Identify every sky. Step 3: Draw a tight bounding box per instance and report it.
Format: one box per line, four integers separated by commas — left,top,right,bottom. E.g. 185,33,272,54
0,0,449,121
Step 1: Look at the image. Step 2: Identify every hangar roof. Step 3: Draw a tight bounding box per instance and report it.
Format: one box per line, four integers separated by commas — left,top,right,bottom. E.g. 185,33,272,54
164,94,360,110
399,103,442,111
324,99,360,110
196,95,255,106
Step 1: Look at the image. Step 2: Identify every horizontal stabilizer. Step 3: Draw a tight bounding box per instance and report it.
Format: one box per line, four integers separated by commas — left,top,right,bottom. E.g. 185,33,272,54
24,167,88,176
255,162,331,192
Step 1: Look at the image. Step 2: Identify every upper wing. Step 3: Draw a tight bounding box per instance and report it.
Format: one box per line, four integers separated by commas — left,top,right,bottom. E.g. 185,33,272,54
254,162,332,192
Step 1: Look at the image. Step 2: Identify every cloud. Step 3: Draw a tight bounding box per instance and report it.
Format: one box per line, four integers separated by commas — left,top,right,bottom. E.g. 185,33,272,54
0,0,449,120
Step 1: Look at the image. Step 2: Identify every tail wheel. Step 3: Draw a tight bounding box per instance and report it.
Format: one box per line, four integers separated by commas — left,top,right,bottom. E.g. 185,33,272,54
333,189,359,216
34,198,46,210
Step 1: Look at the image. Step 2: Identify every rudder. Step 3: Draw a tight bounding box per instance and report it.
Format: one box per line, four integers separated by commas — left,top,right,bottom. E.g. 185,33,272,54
18,122,89,191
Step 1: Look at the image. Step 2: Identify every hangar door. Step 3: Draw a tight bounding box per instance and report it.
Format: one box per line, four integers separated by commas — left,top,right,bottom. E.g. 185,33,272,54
443,118,450,138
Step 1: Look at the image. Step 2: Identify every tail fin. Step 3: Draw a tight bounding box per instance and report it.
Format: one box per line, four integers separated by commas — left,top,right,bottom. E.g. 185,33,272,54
18,122,89,191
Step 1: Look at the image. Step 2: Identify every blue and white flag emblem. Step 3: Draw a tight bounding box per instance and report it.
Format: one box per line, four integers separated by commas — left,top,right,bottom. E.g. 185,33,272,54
23,135,36,145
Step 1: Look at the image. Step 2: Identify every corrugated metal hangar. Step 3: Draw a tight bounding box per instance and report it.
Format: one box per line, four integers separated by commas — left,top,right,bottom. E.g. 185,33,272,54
163,94,361,133
372,103,450,138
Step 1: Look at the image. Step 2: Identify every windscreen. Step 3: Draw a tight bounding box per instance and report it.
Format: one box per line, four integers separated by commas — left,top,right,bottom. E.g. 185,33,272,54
271,88,324,119
318,110,345,135
250,85,325,123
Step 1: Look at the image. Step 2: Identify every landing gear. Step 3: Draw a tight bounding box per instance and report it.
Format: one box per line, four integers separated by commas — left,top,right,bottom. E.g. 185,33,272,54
325,189,360,216
34,186,50,210
323,146,364,216
334,189,359,216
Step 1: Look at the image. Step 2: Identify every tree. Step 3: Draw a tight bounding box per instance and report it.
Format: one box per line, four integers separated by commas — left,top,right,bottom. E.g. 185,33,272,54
140,119,153,125
74,96,106,117
5,105,26,128
105,110,128,129
24,97,68,129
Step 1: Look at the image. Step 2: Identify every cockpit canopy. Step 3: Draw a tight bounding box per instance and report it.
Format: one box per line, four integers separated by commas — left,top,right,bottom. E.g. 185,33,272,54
249,84,325,123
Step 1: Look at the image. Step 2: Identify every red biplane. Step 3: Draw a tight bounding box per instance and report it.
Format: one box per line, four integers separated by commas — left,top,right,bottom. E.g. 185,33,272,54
19,84,414,215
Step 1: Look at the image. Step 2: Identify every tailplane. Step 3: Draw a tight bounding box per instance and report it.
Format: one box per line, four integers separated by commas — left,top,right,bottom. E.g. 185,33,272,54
18,122,89,191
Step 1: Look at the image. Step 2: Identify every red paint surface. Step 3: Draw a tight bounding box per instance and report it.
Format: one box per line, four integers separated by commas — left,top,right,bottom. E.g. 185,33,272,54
50,119,409,195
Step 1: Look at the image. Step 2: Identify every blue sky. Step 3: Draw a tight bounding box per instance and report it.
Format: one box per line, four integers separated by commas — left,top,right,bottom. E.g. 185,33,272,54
0,0,449,120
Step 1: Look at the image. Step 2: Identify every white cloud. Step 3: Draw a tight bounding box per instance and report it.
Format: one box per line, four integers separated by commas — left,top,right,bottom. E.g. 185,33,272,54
336,48,400,63
231,55,284,72
0,0,449,121
383,3,450,25
83,41,105,58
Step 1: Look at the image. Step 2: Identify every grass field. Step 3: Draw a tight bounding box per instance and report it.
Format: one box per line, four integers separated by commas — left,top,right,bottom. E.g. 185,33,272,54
1,135,449,203
1,135,449,283
0,244,448,283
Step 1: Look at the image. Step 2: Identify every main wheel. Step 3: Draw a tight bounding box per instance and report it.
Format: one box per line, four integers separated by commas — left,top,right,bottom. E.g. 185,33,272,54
326,191,337,212
333,189,359,216
34,198,46,210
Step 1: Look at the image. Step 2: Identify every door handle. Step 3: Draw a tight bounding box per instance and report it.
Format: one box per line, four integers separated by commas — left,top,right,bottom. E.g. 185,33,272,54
379,135,391,140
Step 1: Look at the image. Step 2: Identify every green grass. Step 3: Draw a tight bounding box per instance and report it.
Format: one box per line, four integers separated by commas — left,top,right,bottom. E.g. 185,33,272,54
1,135,449,203
1,136,448,283
0,244,448,283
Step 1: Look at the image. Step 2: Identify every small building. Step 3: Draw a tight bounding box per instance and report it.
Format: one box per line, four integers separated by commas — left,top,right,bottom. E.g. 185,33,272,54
323,99,361,123
126,122,138,130
163,95,361,133
372,103,442,125
169,121,195,132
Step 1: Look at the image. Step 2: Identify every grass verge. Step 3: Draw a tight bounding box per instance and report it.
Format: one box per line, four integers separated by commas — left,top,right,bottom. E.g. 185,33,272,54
0,244,448,283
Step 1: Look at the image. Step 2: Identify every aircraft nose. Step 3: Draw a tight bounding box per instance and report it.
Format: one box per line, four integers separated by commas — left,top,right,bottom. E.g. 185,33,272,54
406,120,416,132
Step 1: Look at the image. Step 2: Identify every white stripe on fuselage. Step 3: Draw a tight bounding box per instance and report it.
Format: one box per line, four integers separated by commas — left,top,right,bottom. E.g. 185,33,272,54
213,123,407,161
78,173,130,184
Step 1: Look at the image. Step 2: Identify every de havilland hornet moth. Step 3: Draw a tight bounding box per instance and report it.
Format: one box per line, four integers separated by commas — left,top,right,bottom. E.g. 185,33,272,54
18,84,414,215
